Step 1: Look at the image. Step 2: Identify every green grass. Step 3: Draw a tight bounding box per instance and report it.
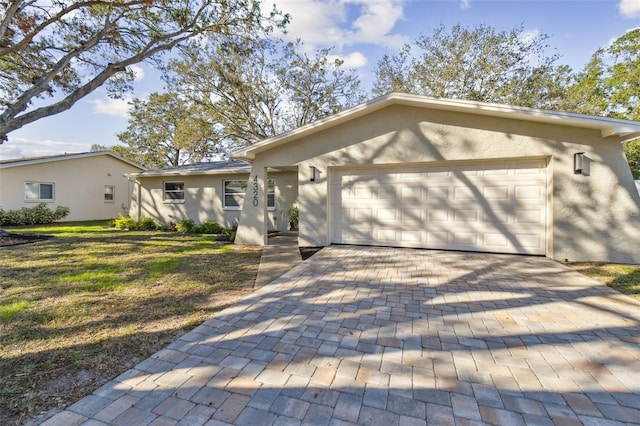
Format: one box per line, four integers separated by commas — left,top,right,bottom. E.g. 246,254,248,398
4,220,115,235
0,301,29,323
570,263,640,300
0,224,262,424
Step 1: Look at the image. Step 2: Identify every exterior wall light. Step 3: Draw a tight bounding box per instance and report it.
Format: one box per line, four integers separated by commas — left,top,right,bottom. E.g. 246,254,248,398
310,166,317,182
574,152,585,175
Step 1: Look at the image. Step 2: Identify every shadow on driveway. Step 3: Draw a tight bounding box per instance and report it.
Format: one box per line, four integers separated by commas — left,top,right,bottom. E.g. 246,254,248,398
38,246,640,425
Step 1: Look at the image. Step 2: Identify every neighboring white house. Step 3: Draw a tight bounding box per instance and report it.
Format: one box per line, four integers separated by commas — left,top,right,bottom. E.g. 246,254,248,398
229,93,640,264
0,152,145,221
126,160,298,232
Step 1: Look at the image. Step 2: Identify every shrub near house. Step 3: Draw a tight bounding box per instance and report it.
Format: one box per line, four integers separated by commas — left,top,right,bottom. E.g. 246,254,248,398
0,203,70,226
113,215,232,240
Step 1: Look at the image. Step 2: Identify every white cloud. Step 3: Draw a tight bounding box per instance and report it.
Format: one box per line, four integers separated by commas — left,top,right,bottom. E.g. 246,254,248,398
1,137,92,160
89,97,132,118
460,0,471,10
274,0,408,50
128,65,145,82
329,51,368,68
619,0,640,18
519,28,541,44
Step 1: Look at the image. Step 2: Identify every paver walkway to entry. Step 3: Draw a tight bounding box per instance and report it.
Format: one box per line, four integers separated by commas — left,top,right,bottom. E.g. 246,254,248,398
42,246,640,425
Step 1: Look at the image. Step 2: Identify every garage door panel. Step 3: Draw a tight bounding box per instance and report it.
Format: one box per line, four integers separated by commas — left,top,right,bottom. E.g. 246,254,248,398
453,232,479,246
378,186,398,199
513,234,545,252
515,209,544,224
483,209,510,223
484,233,510,248
483,186,509,199
427,186,450,200
400,230,422,242
331,159,547,254
515,185,544,199
454,209,479,223
453,187,477,200
377,229,399,242
426,231,450,244
428,209,450,222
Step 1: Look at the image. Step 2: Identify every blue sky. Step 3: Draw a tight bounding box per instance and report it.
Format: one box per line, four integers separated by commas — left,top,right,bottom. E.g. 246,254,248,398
2,0,639,160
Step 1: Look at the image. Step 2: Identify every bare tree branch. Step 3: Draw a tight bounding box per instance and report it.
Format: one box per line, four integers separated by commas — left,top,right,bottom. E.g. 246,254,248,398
0,0,282,143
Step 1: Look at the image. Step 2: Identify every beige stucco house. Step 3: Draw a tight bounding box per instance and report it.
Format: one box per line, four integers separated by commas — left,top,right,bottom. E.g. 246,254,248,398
127,161,298,232
231,93,640,264
0,152,144,221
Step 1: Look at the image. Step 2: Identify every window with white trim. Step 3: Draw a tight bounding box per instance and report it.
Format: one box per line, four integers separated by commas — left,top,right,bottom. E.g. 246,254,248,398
104,185,115,202
163,181,185,202
224,179,275,210
223,180,247,210
25,182,54,201
267,179,275,210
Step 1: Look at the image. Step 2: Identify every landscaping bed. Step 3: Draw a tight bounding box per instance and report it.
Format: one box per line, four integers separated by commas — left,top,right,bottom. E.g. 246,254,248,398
0,222,261,425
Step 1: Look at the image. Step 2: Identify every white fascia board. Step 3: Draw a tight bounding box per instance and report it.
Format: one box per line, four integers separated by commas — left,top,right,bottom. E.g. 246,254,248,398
127,167,251,178
0,151,145,170
231,93,640,160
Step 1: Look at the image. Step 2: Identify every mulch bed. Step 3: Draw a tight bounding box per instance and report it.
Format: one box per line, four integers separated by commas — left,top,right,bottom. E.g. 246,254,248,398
300,246,323,260
0,233,52,247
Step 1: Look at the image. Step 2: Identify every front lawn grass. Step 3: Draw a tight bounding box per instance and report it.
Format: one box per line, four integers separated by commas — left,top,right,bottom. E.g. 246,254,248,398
569,262,640,300
5,219,114,235
0,222,261,425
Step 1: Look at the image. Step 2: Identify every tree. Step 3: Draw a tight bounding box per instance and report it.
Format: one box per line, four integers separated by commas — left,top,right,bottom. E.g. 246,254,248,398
566,29,640,121
624,140,640,179
0,0,286,143
564,29,640,178
373,24,570,109
165,36,365,148
116,92,218,168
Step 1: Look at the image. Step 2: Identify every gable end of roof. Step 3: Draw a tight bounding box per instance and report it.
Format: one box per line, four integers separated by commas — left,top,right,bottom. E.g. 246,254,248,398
0,151,146,170
231,93,640,160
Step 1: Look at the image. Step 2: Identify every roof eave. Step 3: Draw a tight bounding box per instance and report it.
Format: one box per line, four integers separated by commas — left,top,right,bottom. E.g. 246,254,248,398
230,93,640,160
127,167,252,178
0,151,145,170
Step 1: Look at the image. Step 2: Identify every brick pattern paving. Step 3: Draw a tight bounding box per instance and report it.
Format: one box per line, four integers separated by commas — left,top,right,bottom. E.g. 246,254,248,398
39,247,640,425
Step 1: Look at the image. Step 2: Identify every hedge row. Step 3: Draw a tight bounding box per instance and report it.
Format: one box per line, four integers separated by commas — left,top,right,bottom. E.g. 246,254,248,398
0,203,70,226
113,215,233,240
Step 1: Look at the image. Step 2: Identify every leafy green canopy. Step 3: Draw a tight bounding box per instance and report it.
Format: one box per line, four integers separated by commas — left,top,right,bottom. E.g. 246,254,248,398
0,0,286,142
373,24,572,110
116,92,216,167
566,28,640,121
565,29,640,178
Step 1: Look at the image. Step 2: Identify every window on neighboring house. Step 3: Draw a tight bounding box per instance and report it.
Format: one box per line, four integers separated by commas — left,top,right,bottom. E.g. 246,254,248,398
224,179,275,210
164,181,185,202
25,182,54,201
104,185,115,202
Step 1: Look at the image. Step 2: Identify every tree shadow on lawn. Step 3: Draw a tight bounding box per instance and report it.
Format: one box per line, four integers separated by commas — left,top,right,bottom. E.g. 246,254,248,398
0,234,261,425
32,246,640,425
0,234,52,247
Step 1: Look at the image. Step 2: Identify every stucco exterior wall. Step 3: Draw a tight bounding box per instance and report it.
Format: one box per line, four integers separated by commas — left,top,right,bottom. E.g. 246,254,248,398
0,155,141,221
242,104,640,264
131,171,297,231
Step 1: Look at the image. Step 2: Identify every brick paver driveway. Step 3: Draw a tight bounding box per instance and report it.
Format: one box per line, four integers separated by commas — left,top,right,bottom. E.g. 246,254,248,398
43,247,640,426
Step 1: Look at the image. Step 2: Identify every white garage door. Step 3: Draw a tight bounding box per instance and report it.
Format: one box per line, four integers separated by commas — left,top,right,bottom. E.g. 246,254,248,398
330,159,547,255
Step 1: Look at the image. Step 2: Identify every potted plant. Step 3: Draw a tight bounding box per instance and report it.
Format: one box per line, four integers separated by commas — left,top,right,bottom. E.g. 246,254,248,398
286,205,299,231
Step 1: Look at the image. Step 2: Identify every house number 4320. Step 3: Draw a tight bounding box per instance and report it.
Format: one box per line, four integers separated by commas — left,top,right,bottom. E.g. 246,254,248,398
252,176,259,207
